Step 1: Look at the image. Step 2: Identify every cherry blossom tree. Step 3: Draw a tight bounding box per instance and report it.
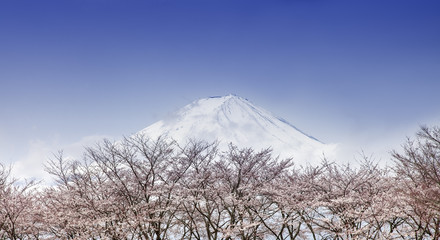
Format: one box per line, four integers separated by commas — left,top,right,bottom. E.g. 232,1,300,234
392,126,440,239
304,158,398,240
2,126,440,239
213,145,292,239
0,164,39,240
44,135,186,239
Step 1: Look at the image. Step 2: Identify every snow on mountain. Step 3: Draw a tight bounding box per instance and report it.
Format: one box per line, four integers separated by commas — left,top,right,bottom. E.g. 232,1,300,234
138,94,336,165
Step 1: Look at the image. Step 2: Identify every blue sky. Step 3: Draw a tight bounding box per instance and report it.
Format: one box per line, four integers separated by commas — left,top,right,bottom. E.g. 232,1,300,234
1,0,439,179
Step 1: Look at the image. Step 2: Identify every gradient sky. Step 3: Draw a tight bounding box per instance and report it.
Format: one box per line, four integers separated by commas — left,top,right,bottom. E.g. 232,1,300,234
1,0,440,179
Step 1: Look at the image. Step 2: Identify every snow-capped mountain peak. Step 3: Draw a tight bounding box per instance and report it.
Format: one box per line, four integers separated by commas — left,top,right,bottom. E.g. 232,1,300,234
138,95,335,164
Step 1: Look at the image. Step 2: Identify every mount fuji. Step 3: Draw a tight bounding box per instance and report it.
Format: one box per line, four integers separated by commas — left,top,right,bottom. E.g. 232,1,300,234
138,95,335,164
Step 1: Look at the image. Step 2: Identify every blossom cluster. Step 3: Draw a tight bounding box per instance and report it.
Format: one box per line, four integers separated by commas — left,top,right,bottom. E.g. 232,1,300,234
1,127,440,239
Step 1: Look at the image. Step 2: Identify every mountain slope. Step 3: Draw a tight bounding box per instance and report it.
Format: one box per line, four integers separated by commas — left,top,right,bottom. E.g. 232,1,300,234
138,95,335,164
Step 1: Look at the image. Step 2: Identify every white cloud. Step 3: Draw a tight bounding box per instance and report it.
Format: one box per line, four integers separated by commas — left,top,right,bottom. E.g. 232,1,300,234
11,135,112,185
330,123,423,168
